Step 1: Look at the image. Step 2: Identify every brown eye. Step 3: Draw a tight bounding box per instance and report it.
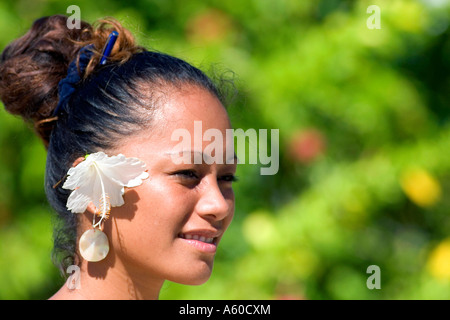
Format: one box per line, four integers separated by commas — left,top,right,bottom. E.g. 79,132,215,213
173,170,199,180
218,174,238,183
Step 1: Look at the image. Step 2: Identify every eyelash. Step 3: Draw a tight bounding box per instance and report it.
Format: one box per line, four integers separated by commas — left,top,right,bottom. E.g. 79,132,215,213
219,174,239,183
175,170,199,179
174,170,238,183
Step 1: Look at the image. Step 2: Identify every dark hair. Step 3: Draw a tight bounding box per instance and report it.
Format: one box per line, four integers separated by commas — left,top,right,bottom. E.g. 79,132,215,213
0,15,226,275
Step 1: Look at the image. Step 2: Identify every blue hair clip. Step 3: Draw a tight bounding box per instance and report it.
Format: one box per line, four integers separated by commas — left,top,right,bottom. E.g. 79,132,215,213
99,31,119,65
53,45,94,116
54,31,119,116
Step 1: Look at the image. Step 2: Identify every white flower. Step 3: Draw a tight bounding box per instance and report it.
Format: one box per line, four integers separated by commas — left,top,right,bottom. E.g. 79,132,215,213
62,152,149,217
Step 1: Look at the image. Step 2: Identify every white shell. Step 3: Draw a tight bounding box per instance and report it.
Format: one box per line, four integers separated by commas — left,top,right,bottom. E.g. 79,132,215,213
79,228,109,262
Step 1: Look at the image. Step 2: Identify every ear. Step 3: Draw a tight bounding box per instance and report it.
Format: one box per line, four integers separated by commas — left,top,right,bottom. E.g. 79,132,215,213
72,156,85,168
85,202,98,215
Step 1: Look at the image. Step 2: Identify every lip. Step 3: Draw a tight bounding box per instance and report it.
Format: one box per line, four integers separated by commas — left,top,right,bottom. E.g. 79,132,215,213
180,238,217,253
178,229,222,254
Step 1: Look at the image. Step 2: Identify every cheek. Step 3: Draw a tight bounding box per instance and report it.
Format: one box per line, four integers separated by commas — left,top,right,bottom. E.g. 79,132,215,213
135,178,197,230
111,178,196,261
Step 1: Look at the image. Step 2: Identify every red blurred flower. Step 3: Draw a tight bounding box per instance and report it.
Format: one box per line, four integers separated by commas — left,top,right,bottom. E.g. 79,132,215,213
186,9,233,44
288,129,326,164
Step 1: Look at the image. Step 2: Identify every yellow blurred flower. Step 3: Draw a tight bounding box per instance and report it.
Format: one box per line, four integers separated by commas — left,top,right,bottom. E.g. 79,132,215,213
390,0,426,33
427,238,450,281
400,168,441,207
242,211,280,250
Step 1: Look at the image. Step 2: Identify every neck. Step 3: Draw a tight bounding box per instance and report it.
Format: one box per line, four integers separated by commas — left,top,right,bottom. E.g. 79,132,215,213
50,257,164,300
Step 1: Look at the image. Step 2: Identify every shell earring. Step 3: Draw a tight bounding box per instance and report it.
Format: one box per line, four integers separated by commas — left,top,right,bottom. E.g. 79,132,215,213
79,196,111,262
79,228,110,262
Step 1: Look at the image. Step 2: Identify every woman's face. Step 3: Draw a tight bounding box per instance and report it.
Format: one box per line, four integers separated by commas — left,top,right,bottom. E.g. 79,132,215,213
105,86,236,285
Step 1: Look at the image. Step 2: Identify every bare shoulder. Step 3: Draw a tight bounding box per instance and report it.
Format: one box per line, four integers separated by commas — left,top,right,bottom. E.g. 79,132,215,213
48,285,87,300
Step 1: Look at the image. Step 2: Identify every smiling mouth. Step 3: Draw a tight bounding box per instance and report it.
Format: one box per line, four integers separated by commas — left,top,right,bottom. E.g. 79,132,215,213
178,233,216,244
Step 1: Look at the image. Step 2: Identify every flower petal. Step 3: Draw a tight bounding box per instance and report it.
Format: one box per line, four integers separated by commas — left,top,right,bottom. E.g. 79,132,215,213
62,159,95,190
93,168,125,209
126,171,149,187
96,154,148,187
66,187,92,213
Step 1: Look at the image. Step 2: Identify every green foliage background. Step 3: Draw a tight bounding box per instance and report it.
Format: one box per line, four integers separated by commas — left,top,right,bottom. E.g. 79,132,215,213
0,0,449,299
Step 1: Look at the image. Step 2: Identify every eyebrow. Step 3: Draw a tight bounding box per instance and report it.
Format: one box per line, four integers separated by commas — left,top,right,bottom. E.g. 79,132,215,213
164,150,238,165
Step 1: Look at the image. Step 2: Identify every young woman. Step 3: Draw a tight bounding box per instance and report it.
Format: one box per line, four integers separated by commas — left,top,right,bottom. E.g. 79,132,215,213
0,15,237,299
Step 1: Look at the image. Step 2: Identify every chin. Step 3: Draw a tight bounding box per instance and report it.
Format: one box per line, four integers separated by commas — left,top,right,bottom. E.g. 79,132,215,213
169,260,214,285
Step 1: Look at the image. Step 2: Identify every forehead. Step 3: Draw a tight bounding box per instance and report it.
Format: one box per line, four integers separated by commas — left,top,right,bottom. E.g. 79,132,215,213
162,86,230,131
117,86,232,157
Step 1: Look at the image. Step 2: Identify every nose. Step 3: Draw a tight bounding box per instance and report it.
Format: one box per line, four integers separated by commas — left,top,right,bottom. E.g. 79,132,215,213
195,177,233,222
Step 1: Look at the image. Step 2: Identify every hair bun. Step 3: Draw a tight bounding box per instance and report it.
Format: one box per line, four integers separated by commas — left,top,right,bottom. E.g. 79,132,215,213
0,15,91,145
0,15,143,147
